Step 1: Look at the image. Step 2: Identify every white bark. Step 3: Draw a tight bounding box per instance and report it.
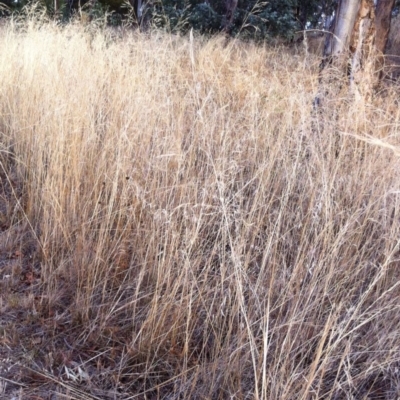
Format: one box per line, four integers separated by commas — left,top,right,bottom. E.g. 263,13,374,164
318,0,393,103
331,0,361,56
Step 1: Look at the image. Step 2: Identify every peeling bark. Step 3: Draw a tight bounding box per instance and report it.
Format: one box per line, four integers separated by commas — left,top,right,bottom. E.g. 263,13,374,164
320,0,393,101
374,0,396,80
349,0,376,91
331,0,361,58
375,0,395,54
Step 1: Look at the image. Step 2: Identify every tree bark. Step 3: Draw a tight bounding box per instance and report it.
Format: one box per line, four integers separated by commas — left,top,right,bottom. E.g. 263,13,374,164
66,0,74,17
375,0,395,54
317,0,361,104
331,0,361,58
137,0,143,20
374,0,396,80
320,0,392,99
129,0,143,22
223,0,238,31
349,0,376,91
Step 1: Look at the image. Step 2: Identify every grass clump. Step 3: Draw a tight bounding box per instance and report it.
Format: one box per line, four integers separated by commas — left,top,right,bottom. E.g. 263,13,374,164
0,18,400,399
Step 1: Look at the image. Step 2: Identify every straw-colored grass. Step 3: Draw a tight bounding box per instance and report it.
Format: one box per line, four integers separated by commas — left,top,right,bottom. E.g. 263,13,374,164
1,17,400,399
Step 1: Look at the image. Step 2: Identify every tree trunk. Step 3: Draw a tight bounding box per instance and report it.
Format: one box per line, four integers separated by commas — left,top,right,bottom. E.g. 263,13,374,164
320,0,392,100
129,0,143,23
66,0,74,18
349,0,376,92
223,0,238,31
331,0,361,58
374,0,396,79
317,0,361,104
375,0,395,54
137,0,143,20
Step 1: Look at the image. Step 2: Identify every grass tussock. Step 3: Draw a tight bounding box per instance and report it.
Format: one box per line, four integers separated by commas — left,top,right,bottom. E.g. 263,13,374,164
1,18,400,399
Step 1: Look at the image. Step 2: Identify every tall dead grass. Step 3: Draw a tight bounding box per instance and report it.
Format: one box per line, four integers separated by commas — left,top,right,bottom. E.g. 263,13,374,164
1,17,400,399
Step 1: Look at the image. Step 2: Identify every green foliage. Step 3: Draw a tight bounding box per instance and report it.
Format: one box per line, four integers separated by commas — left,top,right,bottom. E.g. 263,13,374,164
149,0,222,33
0,0,332,40
237,0,299,39
149,0,301,39
188,3,222,32
149,0,190,32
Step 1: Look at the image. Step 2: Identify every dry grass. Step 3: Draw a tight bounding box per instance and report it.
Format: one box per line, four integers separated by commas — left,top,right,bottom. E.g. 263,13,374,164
1,16,400,400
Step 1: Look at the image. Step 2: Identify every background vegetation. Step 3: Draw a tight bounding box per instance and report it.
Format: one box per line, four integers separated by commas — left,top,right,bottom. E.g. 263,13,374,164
0,0,347,38
1,14,400,398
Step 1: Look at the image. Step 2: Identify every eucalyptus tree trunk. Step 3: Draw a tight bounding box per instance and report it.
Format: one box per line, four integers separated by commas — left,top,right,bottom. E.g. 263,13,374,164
375,0,395,54
320,0,392,100
374,0,396,78
223,0,238,31
318,0,362,104
129,0,143,23
66,0,74,18
136,0,142,20
331,0,361,59
349,0,376,91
